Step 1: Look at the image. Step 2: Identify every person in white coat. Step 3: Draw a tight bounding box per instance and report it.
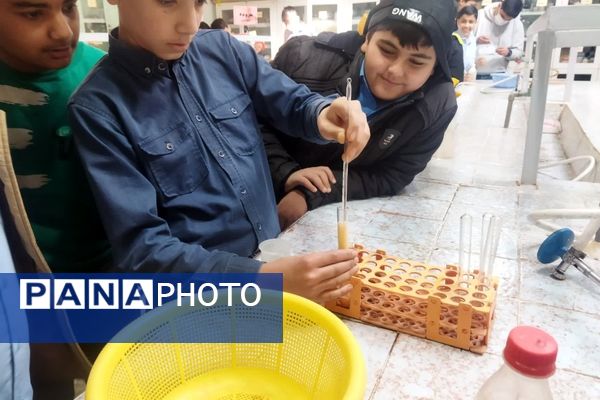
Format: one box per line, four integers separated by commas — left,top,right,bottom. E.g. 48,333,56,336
475,0,524,75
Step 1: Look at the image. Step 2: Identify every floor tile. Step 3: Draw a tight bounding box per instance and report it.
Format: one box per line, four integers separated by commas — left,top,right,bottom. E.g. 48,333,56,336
362,214,442,247
381,195,451,222
453,185,518,210
402,180,458,202
550,368,600,400
371,336,501,400
343,319,397,399
486,298,519,356
352,235,433,262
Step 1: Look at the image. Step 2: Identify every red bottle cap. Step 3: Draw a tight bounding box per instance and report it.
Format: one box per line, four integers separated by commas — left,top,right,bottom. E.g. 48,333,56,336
503,326,558,378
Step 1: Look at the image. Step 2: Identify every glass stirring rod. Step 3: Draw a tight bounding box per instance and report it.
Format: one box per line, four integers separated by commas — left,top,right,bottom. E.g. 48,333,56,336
338,78,352,249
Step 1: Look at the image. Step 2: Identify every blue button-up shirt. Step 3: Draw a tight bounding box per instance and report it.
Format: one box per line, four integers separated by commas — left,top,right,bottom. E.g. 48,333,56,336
357,61,380,117
69,29,331,273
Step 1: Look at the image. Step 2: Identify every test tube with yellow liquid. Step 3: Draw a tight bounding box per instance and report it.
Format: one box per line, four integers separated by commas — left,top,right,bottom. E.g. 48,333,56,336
337,206,348,249
338,77,352,250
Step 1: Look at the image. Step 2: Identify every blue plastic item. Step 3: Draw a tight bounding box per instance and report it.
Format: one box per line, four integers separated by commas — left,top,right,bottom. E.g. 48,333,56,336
537,228,575,264
491,72,518,89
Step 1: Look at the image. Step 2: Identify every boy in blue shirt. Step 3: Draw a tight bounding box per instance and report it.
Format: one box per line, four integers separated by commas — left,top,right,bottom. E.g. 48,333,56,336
69,0,370,304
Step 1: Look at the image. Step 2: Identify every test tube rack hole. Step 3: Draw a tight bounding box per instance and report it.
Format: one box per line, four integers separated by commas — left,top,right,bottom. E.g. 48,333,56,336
326,244,499,354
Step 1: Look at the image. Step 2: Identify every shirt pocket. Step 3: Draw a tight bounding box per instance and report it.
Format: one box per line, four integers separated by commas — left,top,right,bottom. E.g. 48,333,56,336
138,123,207,198
208,93,258,156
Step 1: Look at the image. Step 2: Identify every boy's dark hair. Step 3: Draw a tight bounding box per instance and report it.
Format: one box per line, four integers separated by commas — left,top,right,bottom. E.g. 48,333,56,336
501,0,523,18
199,21,210,29
210,18,228,30
366,21,432,49
281,6,298,22
457,5,478,19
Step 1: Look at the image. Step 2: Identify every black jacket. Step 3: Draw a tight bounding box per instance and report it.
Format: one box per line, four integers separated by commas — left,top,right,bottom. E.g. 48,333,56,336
263,32,458,209
449,34,465,82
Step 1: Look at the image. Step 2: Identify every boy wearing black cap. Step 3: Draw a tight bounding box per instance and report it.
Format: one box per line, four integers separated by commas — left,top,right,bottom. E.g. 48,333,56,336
263,0,458,228
475,0,524,75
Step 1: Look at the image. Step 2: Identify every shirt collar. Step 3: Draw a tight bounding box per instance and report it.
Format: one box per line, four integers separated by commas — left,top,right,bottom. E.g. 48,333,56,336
358,60,380,116
459,31,475,43
108,28,174,79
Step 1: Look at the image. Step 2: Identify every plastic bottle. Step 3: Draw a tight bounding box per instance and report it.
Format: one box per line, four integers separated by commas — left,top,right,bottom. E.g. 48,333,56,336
476,326,558,400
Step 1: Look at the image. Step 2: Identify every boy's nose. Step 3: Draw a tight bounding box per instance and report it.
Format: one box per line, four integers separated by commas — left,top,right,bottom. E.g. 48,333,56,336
387,62,406,80
175,5,201,35
48,13,73,42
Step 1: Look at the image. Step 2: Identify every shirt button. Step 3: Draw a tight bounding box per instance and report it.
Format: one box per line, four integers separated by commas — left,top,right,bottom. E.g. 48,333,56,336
144,67,151,74
241,188,247,195
257,223,262,231
158,62,167,71
195,115,202,122
218,151,225,158
165,142,174,151
230,107,238,115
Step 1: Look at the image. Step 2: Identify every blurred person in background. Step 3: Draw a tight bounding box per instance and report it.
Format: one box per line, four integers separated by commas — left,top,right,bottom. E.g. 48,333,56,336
282,6,312,42
455,5,478,80
457,0,478,10
211,18,230,32
475,0,524,76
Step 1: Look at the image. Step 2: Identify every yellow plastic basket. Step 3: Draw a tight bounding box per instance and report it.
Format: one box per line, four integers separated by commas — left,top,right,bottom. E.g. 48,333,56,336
86,292,366,400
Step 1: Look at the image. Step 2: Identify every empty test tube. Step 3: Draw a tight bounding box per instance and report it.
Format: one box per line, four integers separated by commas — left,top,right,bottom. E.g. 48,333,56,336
479,214,502,283
459,214,472,277
479,213,493,276
485,216,502,281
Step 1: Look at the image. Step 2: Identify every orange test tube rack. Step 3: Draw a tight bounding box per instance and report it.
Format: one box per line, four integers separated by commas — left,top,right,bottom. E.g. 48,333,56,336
326,244,499,354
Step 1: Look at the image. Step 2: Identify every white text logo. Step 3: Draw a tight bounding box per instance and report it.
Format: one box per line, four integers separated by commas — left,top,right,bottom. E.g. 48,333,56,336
19,279,261,310
392,7,423,24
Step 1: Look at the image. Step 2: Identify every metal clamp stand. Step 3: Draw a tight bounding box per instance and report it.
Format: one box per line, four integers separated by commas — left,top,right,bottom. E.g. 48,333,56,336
519,5,600,184
538,228,600,287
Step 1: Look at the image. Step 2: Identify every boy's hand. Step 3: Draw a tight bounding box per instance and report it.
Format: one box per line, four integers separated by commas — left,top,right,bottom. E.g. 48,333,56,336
496,47,510,57
285,166,336,193
259,249,359,304
317,97,370,162
277,190,308,230
477,35,491,44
